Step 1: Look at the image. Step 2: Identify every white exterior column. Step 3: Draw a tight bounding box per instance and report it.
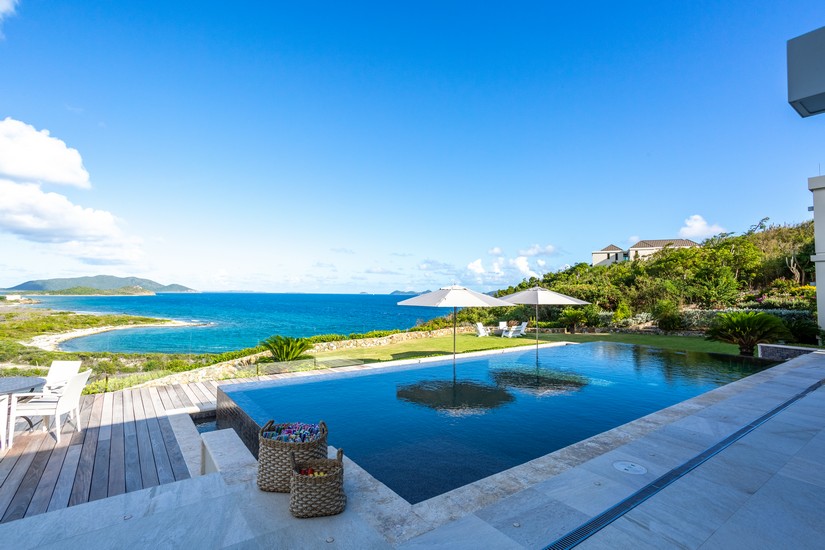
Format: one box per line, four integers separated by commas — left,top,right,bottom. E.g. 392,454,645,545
808,175,825,330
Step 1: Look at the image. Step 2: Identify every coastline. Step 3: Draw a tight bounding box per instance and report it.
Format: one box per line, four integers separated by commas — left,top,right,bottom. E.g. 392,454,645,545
20,320,201,352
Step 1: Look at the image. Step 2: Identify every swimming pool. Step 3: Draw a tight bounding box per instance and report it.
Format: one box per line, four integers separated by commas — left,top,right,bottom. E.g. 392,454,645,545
218,342,773,504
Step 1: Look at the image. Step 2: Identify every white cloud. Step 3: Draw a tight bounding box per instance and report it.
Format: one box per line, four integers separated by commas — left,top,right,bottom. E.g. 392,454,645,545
488,246,502,255
0,118,91,187
627,235,640,245
0,179,142,265
518,244,556,257
467,259,485,274
678,214,725,240
537,259,546,268
510,256,538,278
0,180,119,242
418,259,453,272
0,0,18,36
365,266,400,275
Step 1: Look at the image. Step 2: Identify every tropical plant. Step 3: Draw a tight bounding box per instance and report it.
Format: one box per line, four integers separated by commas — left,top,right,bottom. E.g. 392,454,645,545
704,312,791,356
558,308,587,333
260,335,313,362
782,316,820,345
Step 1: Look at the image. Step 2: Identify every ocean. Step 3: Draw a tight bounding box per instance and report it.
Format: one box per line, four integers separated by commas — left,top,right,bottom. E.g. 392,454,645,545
30,293,443,354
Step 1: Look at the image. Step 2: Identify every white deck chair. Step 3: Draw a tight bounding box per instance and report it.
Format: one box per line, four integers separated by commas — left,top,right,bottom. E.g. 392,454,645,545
43,360,82,394
502,321,528,338
511,321,529,337
8,369,91,447
475,322,490,337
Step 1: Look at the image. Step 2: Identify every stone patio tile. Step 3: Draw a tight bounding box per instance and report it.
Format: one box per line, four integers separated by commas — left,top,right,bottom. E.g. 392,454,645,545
613,500,713,548
531,466,636,516
778,454,825,489
699,475,825,549
395,514,522,550
636,469,750,526
577,523,676,550
0,473,238,549
664,414,741,442
36,488,255,550
577,448,669,490
625,426,712,466
473,487,590,549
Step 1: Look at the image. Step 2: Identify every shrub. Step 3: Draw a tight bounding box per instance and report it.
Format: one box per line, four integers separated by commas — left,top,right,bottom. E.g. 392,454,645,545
652,300,683,331
260,335,313,362
558,308,587,333
612,301,633,323
705,312,791,356
783,316,820,345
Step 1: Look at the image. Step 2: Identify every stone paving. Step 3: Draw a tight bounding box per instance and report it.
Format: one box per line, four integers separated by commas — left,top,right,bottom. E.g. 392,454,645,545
0,349,822,549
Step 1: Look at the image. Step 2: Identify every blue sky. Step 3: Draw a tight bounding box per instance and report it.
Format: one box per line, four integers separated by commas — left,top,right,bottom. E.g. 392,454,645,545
1,1,825,293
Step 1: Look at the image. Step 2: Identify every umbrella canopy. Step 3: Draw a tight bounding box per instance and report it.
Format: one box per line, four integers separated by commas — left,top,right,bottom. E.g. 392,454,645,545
500,286,590,350
398,285,513,365
396,380,515,416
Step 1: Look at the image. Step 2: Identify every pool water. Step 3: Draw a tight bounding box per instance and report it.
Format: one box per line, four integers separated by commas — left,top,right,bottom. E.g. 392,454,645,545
223,342,773,504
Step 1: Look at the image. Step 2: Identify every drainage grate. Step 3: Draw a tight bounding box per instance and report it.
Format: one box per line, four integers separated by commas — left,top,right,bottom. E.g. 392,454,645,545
544,377,825,550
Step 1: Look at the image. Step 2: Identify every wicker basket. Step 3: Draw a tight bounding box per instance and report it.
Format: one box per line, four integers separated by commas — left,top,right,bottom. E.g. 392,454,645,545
257,420,328,493
289,448,347,518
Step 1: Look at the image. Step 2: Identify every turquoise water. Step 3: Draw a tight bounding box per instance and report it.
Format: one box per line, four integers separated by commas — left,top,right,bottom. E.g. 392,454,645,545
223,342,773,504
31,293,442,354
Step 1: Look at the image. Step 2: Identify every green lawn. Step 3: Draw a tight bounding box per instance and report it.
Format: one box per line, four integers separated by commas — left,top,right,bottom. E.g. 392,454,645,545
311,331,741,364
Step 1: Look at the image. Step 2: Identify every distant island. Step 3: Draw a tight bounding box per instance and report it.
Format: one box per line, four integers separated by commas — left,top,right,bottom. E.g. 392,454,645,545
389,290,427,295
24,285,158,296
4,275,195,293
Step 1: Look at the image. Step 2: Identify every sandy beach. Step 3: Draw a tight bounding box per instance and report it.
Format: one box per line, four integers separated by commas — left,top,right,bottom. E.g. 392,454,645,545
20,320,200,351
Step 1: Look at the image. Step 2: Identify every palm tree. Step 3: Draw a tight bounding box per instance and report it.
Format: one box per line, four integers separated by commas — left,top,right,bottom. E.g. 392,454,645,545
705,311,790,357
260,335,312,362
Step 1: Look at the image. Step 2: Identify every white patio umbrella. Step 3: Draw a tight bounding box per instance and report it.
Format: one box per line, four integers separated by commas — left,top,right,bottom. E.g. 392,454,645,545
398,285,513,366
500,286,589,350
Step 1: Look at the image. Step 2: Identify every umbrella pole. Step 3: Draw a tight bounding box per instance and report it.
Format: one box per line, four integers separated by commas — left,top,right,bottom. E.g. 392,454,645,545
535,302,540,363
452,306,457,378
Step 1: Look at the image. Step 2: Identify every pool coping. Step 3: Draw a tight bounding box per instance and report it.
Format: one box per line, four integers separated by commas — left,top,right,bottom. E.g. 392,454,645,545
214,341,779,545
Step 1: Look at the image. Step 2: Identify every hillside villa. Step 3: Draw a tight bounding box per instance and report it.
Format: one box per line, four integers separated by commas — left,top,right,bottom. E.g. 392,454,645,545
591,238,699,266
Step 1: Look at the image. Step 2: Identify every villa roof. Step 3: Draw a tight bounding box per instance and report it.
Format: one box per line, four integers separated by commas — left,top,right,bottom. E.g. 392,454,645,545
630,239,699,249
600,244,623,252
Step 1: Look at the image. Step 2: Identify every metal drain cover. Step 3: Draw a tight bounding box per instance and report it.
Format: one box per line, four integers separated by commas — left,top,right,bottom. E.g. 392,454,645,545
613,461,647,475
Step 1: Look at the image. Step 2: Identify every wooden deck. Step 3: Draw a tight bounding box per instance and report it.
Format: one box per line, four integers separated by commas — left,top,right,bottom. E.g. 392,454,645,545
0,381,220,523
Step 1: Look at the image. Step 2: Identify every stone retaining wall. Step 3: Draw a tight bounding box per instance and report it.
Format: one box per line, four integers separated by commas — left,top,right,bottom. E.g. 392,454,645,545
309,326,473,352
757,343,817,361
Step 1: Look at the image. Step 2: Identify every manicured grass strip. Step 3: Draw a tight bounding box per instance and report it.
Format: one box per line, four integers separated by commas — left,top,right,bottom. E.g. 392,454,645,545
310,332,741,364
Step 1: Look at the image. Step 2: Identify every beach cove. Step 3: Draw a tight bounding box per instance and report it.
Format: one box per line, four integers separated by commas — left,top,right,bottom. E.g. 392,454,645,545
20,319,199,351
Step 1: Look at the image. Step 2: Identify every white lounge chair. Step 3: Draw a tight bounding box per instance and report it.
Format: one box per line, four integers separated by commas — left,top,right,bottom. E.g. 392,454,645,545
8,369,91,447
43,360,82,394
502,321,528,338
498,321,508,334
475,323,490,337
